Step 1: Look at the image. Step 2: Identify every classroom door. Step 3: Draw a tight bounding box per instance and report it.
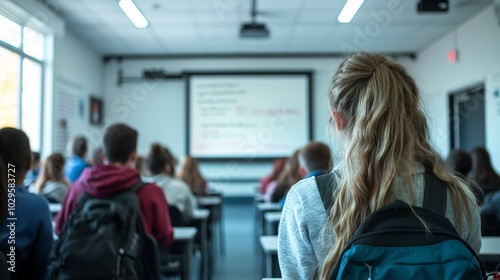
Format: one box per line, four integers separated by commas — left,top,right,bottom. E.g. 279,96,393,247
449,84,486,152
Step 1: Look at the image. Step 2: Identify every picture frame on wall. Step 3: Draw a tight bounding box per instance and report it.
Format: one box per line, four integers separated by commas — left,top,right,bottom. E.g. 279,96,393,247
90,96,103,125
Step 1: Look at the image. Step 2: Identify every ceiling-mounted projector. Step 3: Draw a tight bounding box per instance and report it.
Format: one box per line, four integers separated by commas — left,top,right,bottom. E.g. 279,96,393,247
240,22,269,38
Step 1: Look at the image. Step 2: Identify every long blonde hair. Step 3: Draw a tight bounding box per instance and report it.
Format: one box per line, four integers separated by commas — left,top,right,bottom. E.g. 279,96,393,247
35,153,66,193
321,53,477,279
177,156,207,196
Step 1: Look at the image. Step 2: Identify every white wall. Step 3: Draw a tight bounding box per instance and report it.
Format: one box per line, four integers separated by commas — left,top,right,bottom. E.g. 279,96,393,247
406,4,500,169
43,30,103,157
103,57,344,194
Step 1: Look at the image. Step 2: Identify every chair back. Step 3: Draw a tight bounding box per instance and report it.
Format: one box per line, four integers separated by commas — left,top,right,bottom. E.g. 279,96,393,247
169,205,188,227
143,235,162,280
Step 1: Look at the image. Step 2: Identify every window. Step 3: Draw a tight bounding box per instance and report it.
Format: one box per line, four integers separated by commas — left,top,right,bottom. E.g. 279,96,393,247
0,14,44,152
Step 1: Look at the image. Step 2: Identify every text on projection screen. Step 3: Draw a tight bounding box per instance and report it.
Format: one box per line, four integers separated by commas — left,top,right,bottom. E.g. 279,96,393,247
189,75,309,158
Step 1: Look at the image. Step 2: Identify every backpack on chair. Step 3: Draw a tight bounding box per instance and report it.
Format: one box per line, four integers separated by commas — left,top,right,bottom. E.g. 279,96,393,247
49,181,159,280
315,172,486,280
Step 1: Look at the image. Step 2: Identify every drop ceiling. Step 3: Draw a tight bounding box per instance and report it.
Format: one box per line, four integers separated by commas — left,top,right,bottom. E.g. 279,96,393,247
43,0,492,56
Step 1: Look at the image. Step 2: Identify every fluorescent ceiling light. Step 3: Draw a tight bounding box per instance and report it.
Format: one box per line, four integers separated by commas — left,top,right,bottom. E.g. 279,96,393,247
119,0,149,28
338,0,364,23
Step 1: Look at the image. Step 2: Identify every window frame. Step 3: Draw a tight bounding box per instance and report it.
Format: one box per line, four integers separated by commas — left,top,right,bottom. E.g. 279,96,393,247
0,21,45,152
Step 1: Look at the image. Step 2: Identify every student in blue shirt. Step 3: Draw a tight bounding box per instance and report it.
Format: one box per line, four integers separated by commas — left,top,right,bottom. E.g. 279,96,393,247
0,127,53,280
22,152,40,189
64,135,90,183
279,141,332,208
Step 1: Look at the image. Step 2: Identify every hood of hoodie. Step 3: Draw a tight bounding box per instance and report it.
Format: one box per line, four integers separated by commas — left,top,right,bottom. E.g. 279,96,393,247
78,165,141,197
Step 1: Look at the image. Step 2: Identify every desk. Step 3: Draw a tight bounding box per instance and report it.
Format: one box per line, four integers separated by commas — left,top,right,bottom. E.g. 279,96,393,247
173,227,198,280
204,193,225,255
480,237,500,255
264,212,281,236
192,209,210,280
49,203,61,216
253,194,265,244
260,236,280,278
255,203,281,248
197,196,223,275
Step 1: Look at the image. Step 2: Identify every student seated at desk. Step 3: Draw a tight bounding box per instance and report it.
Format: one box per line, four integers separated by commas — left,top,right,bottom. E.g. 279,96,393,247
144,144,197,222
265,151,302,203
471,147,500,199
23,151,40,188
64,136,91,183
90,146,104,166
31,153,69,203
259,158,286,195
481,190,500,236
55,124,174,248
0,128,53,280
279,141,332,208
177,155,208,196
446,149,483,204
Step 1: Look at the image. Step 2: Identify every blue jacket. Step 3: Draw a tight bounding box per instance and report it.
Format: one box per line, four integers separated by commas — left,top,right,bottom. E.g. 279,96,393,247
1,186,53,280
23,169,40,188
64,156,90,183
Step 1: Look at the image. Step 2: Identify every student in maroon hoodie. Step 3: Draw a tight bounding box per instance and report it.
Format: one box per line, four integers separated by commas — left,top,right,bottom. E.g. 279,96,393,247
55,123,174,247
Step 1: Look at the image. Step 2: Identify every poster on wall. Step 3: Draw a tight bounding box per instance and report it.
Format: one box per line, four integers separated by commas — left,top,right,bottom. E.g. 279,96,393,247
89,96,104,125
54,79,85,154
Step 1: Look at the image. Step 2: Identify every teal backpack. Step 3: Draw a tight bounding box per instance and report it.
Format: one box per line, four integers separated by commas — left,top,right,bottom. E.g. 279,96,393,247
315,172,486,280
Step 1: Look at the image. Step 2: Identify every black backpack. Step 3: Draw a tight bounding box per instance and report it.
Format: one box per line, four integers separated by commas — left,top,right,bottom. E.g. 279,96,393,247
315,172,486,280
49,181,158,280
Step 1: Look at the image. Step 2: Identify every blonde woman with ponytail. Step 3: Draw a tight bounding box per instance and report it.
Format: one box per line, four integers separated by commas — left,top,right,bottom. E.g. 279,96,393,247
277,52,481,280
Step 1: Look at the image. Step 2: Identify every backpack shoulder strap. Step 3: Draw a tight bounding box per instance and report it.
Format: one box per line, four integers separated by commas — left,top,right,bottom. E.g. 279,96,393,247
129,180,146,193
315,172,337,213
315,171,447,215
423,172,447,216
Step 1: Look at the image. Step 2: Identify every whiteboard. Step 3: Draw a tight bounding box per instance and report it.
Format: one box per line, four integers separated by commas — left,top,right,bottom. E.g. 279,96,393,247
187,73,312,159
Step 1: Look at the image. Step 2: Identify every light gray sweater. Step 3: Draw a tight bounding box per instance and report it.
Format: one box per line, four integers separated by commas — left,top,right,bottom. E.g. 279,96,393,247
144,174,198,220
278,166,482,280
29,180,68,203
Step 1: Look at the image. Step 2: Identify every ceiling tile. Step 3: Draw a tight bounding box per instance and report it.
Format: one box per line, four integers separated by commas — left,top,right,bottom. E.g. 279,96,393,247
304,0,345,10
152,27,199,38
259,0,302,10
147,13,195,24
200,26,239,38
266,25,293,38
195,10,239,23
293,25,333,37
138,0,191,11
299,11,338,24
188,0,221,10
